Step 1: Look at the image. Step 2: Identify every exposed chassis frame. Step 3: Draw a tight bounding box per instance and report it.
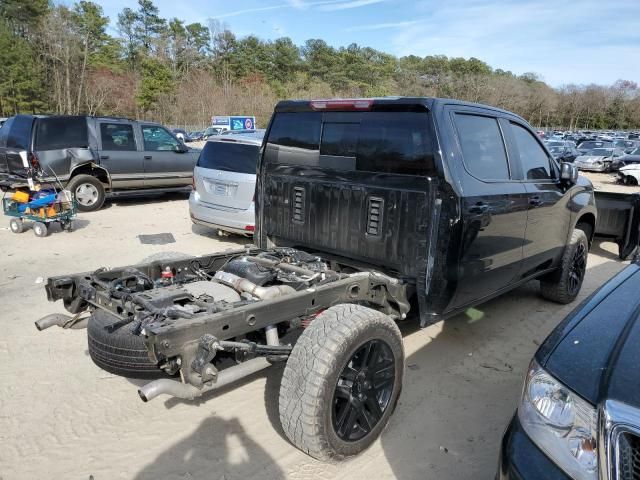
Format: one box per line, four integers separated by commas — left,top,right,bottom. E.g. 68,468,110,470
45,248,410,389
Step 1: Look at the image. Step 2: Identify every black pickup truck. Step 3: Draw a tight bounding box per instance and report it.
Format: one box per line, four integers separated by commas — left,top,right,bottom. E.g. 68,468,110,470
39,98,600,461
0,115,199,211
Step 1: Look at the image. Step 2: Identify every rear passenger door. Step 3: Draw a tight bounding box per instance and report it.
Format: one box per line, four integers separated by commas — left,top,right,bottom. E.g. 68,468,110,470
507,121,570,276
97,121,143,189
448,109,529,308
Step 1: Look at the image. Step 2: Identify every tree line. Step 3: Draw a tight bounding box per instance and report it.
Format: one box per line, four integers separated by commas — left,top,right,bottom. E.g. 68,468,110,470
1,0,639,130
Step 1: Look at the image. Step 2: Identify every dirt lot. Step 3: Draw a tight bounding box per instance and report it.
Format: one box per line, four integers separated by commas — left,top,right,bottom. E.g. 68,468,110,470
582,170,638,193
0,190,632,480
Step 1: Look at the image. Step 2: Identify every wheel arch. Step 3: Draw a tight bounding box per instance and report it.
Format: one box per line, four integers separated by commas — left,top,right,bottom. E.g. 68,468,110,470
68,162,111,189
575,212,596,245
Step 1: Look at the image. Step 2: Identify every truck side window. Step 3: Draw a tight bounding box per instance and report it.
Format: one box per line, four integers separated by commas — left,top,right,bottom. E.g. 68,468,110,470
510,123,553,180
142,126,179,151
0,117,13,148
100,123,136,151
454,113,510,180
34,116,88,150
7,116,33,150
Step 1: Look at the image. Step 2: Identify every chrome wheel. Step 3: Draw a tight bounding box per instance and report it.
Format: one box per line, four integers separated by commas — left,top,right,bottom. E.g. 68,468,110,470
332,339,396,442
74,183,99,207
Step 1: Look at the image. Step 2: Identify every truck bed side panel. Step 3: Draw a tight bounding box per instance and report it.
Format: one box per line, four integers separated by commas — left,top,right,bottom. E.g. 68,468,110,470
262,165,434,278
594,191,640,260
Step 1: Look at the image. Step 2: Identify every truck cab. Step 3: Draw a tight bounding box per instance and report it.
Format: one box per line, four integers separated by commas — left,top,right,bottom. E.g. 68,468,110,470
256,98,596,323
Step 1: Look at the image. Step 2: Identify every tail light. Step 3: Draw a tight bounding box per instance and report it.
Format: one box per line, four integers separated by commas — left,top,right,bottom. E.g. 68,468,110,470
244,225,255,232
310,99,373,111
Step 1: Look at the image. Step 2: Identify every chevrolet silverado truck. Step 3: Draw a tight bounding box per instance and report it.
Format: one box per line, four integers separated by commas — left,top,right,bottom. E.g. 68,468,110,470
37,98,598,461
0,115,199,211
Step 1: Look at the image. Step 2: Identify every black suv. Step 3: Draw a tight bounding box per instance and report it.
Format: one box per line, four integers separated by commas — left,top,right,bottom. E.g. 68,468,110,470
0,115,200,211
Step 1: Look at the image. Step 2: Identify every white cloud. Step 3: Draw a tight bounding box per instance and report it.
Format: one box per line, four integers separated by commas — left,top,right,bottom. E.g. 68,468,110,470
214,0,351,18
320,0,388,11
214,4,291,19
390,0,640,86
347,20,420,32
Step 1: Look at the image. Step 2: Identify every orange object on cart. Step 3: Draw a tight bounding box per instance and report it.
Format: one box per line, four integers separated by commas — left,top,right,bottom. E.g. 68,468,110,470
11,191,29,203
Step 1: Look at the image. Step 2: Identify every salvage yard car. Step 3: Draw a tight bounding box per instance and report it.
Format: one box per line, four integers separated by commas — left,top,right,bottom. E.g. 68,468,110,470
574,147,625,172
498,260,640,480
617,164,640,185
612,147,640,171
38,97,599,461
189,131,264,236
0,115,199,211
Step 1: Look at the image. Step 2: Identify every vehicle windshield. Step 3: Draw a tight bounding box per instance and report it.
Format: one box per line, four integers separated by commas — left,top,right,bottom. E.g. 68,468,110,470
549,146,563,153
578,142,611,150
197,140,260,174
590,148,614,156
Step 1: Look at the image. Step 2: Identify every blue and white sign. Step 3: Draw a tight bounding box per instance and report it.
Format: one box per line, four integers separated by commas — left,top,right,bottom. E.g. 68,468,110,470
212,116,230,126
211,115,256,130
230,116,255,130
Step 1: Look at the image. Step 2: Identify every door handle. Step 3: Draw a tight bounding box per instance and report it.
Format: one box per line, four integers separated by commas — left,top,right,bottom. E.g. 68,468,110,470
469,202,490,214
99,155,109,160
529,196,543,207
144,155,152,160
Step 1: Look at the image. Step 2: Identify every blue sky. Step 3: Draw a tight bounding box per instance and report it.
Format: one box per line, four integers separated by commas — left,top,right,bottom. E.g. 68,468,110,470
98,0,640,87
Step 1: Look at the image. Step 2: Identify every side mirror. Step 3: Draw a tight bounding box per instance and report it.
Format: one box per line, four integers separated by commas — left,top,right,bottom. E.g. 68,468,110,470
174,143,188,153
560,162,578,184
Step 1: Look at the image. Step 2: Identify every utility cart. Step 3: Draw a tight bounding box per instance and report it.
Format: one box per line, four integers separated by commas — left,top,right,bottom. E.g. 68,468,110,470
4,190,77,237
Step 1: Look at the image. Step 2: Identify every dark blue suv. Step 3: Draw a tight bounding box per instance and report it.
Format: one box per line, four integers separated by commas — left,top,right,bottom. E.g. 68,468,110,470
498,260,640,479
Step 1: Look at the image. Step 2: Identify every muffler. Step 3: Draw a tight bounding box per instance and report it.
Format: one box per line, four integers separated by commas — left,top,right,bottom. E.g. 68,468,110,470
138,356,272,402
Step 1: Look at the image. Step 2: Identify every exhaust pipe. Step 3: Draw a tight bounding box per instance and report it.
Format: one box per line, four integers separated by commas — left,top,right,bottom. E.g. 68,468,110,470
138,356,272,402
213,271,295,300
35,313,89,331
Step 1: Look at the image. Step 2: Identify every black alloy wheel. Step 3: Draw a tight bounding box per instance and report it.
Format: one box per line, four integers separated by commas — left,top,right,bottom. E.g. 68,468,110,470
332,339,396,442
568,242,587,296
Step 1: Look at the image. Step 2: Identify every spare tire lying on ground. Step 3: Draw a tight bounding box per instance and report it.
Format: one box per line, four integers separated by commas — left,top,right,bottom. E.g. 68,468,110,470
88,252,194,379
87,309,166,379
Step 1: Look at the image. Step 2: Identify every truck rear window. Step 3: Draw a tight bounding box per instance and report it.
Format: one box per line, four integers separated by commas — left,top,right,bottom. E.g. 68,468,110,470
197,141,259,174
35,117,88,150
265,111,435,176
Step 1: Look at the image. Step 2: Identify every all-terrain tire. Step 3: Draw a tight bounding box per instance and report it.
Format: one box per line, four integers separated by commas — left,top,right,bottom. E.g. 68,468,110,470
279,304,404,461
67,174,106,212
540,228,589,304
87,309,167,379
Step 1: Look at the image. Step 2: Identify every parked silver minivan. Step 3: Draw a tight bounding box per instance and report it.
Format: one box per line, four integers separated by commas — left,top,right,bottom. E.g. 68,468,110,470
189,132,264,236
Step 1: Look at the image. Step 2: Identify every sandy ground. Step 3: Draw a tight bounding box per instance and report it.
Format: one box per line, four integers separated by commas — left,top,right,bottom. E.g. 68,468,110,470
583,170,640,193
0,190,632,480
